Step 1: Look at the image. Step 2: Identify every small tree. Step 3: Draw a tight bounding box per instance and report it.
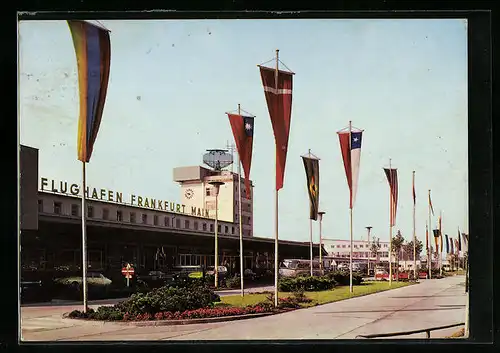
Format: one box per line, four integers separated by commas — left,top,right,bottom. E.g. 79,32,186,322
392,230,405,279
370,236,381,265
403,239,424,261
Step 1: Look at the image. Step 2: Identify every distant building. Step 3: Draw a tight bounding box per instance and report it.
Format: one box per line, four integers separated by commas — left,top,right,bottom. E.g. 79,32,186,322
322,238,394,263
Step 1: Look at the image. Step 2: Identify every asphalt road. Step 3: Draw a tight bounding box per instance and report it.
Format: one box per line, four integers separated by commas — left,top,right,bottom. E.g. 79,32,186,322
20,276,466,341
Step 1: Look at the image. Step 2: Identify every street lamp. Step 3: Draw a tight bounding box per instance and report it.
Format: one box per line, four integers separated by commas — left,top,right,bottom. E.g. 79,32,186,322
209,181,225,288
318,211,326,271
365,226,372,274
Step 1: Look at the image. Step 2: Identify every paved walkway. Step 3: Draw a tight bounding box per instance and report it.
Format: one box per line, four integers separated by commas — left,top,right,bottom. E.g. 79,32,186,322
20,276,466,341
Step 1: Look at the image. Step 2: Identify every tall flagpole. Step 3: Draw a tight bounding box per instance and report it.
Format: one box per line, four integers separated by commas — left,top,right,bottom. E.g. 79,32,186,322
413,171,417,280
428,190,432,279
81,161,88,312
309,149,313,277
440,210,443,276
237,104,245,297
349,121,353,294
388,159,393,287
274,49,279,308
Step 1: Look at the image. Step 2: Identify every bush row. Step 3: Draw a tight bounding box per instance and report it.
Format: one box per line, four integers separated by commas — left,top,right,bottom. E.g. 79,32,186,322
277,271,364,292
278,276,336,292
69,304,271,321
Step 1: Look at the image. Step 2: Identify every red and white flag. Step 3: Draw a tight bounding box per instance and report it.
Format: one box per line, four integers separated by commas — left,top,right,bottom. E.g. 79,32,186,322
338,128,363,209
384,167,398,226
259,66,294,191
227,113,255,199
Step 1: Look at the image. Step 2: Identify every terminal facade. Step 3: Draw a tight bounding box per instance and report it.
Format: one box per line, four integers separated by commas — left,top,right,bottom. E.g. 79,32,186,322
20,145,321,281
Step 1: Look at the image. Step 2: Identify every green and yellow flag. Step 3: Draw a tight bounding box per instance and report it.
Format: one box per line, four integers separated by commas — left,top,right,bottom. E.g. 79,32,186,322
301,154,320,220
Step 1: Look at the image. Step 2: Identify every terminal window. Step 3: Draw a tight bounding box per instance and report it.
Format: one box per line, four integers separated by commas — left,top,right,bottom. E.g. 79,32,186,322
38,199,43,212
117,210,123,221
71,204,79,216
142,214,148,224
102,208,109,220
164,216,169,227
224,226,228,233
217,225,221,233
130,212,136,223
154,215,158,225
206,188,211,196
176,219,181,228
210,224,214,232
203,223,207,231
231,226,234,234
184,220,190,229
53,202,62,215
87,206,94,218
194,221,198,230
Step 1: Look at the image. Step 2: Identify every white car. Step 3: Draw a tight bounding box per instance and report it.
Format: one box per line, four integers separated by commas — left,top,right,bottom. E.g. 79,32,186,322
55,272,112,287
206,266,228,276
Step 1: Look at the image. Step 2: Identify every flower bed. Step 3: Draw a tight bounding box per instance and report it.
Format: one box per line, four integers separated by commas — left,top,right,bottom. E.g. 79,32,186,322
68,303,274,322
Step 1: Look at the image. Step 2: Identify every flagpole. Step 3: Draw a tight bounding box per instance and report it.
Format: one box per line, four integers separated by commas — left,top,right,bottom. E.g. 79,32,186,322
389,158,393,287
81,161,88,313
349,121,353,294
440,211,443,276
308,149,313,277
428,190,432,279
309,218,313,276
413,171,416,281
237,104,245,297
274,49,279,308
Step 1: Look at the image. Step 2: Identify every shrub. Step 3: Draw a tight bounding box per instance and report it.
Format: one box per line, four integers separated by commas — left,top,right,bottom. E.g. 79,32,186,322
292,287,313,303
277,297,301,309
224,275,241,289
278,276,336,292
326,271,363,286
114,281,220,316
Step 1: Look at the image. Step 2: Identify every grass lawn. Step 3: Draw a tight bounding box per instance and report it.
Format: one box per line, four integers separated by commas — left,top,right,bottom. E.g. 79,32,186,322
221,281,415,308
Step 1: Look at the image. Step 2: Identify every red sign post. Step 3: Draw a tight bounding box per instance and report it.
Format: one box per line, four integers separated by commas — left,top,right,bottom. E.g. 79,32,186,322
121,263,135,287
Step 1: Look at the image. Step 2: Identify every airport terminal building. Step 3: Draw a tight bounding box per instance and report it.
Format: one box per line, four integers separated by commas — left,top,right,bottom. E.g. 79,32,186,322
20,145,323,280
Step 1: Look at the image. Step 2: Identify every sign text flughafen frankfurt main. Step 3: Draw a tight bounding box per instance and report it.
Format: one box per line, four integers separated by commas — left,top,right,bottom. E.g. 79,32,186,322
40,177,211,219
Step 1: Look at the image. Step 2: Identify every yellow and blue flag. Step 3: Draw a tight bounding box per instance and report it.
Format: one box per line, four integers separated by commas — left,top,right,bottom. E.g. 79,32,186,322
67,20,111,162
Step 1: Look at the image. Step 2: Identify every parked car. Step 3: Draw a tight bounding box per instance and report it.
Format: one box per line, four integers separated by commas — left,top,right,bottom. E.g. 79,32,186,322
206,266,228,277
54,272,113,288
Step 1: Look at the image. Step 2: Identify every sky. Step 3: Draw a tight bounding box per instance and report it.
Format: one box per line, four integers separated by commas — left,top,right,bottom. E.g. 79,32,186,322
18,18,468,247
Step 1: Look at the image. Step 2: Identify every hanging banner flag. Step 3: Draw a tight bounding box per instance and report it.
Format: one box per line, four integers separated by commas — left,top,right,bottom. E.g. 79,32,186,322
428,192,435,216
445,234,450,254
227,114,255,199
258,66,294,191
433,229,440,253
67,20,111,163
338,129,363,209
462,232,469,251
457,228,462,251
454,238,459,255
450,237,454,254
383,168,398,226
301,155,320,220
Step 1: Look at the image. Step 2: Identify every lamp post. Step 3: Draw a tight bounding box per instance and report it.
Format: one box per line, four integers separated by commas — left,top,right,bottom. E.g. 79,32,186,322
209,181,225,288
318,211,326,271
365,226,372,274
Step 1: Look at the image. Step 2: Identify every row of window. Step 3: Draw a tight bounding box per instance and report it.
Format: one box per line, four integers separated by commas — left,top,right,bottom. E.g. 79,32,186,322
331,243,389,249
40,199,251,236
333,252,390,258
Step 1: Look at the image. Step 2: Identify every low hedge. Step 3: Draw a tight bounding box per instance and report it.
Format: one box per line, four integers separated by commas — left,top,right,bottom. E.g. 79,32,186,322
278,276,336,292
325,271,364,285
